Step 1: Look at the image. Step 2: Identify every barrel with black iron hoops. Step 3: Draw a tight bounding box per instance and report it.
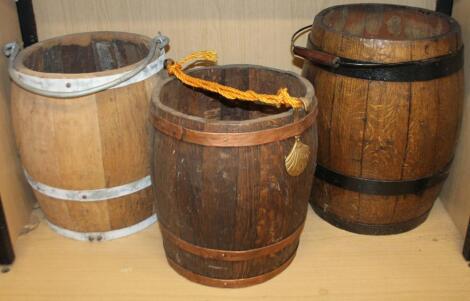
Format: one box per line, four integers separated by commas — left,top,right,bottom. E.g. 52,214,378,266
292,4,464,234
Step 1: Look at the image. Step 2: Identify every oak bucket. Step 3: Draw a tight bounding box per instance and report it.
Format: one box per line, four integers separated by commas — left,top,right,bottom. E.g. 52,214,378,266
292,4,464,234
7,31,168,241
151,65,317,287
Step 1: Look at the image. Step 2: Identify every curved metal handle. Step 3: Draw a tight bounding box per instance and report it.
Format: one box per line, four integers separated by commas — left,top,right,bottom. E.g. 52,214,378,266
3,33,169,98
291,25,340,68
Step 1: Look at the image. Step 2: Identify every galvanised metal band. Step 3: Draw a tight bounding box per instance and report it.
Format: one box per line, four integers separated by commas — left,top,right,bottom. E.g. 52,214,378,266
10,50,165,93
24,170,152,201
307,39,464,82
46,214,157,241
315,161,452,196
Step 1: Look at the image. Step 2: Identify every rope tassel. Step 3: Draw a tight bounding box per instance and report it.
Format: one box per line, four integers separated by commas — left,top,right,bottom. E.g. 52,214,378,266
165,51,304,109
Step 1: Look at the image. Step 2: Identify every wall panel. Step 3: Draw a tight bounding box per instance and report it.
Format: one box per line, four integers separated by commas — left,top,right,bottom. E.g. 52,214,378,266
440,0,470,237
33,0,434,71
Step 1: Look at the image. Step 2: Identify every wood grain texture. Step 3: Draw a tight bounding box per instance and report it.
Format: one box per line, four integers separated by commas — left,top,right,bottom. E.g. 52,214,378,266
359,81,410,224
32,0,435,72
439,0,470,238
152,66,316,286
0,0,34,251
305,4,463,233
0,200,469,300
10,32,157,233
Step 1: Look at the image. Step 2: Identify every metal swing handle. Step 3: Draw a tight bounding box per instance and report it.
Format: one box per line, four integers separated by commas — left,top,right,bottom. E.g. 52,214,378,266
291,25,340,68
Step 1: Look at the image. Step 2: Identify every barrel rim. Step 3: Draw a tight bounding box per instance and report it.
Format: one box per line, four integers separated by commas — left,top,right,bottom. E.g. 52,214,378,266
314,3,461,42
152,64,316,130
13,31,162,79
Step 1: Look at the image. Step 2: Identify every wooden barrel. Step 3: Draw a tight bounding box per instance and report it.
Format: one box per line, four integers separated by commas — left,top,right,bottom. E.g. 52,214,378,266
151,65,317,287
294,4,464,234
10,32,167,241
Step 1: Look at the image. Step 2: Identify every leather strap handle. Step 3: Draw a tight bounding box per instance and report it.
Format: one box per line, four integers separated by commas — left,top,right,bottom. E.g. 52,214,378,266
291,25,340,68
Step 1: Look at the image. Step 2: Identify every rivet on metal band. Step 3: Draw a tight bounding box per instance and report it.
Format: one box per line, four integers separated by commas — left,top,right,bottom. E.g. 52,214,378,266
24,170,152,201
46,214,157,241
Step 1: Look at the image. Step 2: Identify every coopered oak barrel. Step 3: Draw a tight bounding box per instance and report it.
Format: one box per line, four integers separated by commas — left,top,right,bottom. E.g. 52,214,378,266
151,65,317,287
295,4,464,234
10,32,167,240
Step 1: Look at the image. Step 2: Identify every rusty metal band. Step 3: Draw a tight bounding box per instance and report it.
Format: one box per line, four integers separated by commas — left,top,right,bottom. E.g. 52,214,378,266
315,160,452,196
151,108,317,147
159,222,304,261
167,251,297,288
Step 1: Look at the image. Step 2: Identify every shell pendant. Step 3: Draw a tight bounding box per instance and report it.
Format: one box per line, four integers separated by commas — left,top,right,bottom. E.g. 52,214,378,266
285,136,310,176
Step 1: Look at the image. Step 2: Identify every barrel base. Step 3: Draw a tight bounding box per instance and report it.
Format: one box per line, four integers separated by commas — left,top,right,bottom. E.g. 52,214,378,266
311,203,431,235
166,252,296,288
46,214,157,241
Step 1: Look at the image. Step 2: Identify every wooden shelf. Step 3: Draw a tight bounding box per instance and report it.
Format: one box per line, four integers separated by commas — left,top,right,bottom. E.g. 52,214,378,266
1,200,469,301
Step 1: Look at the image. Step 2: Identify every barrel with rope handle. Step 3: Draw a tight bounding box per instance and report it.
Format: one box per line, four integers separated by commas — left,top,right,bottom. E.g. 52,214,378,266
292,4,464,234
7,31,168,241
151,52,317,287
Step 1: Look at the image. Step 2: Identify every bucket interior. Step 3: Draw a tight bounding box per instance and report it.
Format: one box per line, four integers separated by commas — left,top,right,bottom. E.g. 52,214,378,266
322,5,452,40
160,67,306,121
23,34,149,74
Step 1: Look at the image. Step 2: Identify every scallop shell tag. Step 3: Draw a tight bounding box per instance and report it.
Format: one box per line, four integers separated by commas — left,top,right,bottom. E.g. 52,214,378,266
285,136,310,176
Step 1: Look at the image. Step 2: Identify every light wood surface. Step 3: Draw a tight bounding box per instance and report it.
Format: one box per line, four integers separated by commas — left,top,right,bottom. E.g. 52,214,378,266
1,200,468,301
11,32,158,233
32,0,435,72
0,0,34,248
440,0,470,237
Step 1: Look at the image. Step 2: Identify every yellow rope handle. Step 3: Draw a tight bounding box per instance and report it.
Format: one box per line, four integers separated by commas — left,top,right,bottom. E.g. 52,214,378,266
166,51,304,109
